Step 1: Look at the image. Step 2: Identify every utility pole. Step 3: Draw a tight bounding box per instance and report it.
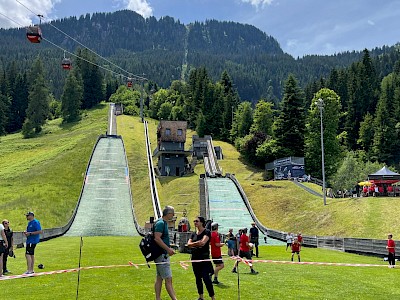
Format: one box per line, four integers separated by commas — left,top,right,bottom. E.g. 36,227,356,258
315,98,326,206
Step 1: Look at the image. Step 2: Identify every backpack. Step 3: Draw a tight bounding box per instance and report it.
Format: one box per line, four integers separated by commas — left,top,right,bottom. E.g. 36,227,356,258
139,220,167,265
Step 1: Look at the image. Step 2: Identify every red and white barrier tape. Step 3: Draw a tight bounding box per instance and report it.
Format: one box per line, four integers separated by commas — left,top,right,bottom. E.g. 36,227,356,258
0,256,389,281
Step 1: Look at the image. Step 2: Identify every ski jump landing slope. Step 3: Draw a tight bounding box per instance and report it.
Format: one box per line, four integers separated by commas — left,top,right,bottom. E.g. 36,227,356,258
65,136,137,236
207,177,283,245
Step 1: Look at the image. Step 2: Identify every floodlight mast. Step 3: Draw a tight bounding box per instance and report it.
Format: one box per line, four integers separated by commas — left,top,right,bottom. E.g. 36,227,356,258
315,98,326,206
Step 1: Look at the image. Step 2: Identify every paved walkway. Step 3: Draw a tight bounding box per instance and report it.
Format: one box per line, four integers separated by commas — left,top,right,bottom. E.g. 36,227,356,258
65,137,137,236
207,177,283,245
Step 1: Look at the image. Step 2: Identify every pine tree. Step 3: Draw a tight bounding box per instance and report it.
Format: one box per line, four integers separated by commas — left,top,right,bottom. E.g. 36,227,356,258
274,74,306,158
23,73,50,136
372,74,397,165
0,92,10,135
7,73,29,132
76,48,104,109
61,70,83,122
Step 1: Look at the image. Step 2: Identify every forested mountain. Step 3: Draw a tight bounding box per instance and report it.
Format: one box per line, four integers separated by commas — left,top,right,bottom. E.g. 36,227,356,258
0,9,395,102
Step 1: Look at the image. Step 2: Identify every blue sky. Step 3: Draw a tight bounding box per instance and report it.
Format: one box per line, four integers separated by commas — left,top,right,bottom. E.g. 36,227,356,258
1,0,400,57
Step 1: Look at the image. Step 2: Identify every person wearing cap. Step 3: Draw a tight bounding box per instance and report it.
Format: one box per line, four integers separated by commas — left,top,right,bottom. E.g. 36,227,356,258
210,222,224,284
0,221,9,277
2,220,13,274
249,222,259,258
23,212,42,275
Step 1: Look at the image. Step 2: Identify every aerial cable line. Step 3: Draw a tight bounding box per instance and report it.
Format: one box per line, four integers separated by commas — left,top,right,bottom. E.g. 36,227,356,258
15,0,147,81
0,11,130,79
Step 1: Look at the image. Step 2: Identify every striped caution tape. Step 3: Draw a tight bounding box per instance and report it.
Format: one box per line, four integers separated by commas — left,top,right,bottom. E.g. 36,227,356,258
0,257,390,281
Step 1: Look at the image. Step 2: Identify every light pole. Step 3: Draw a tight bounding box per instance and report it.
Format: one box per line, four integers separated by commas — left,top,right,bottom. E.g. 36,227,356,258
315,98,326,206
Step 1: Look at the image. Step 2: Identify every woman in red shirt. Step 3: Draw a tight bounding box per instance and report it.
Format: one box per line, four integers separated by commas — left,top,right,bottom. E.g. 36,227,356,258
386,233,396,268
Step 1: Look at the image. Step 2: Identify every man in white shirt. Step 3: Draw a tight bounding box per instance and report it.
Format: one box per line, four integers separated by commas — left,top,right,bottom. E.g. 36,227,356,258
285,232,293,251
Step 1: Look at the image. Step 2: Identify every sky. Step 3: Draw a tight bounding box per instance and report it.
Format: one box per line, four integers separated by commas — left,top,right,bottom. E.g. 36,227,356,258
1,0,400,58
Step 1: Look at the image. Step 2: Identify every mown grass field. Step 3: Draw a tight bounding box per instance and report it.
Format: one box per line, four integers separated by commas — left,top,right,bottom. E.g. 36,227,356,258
3,236,399,300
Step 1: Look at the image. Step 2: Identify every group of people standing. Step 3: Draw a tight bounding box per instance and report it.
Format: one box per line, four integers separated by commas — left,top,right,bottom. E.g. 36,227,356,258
0,211,42,277
152,206,260,300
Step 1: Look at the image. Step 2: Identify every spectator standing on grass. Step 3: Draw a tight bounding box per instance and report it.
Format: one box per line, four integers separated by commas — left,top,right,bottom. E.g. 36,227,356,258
249,222,259,257
210,222,224,284
153,206,178,300
285,232,293,251
23,212,42,275
232,228,258,275
386,233,396,268
291,237,301,262
235,229,242,256
187,216,215,300
225,228,236,257
297,232,303,245
0,222,9,277
2,220,13,274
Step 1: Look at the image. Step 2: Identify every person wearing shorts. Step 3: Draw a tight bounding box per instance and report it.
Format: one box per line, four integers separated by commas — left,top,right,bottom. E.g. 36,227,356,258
232,228,258,274
24,212,42,275
226,228,236,257
291,237,301,262
286,232,293,251
210,222,224,284
153,206,177,300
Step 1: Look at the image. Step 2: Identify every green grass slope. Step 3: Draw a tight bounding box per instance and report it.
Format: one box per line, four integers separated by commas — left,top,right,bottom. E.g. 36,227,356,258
2,109,399,240
0,104,108,230
3,236,398,299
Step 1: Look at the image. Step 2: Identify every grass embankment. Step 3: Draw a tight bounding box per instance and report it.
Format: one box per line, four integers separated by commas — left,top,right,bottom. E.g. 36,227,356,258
213,141,400,239
3,236,399,300
0,104,108,230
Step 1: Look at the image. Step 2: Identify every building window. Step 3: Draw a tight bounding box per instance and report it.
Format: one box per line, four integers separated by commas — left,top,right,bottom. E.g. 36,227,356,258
166,128,171,135
177,129,183,136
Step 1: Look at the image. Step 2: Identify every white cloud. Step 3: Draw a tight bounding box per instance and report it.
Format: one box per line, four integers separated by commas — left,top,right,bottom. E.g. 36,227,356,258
241,0,274,9
123,0,153,18
367,20,375,26
0,0,59,28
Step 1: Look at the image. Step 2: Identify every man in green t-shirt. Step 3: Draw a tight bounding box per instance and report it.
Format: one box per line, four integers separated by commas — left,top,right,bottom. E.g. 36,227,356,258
154,206,177,300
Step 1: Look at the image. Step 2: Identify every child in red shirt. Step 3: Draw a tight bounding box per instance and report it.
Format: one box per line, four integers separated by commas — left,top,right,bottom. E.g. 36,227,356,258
386,233,396,268
291,237,301,262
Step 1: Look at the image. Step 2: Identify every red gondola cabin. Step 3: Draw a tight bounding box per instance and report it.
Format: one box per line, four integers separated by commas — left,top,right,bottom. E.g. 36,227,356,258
26,26,42,43
62,58,72,70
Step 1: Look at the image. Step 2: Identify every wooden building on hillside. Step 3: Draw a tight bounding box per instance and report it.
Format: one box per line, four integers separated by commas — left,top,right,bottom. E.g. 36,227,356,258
153,120,192,176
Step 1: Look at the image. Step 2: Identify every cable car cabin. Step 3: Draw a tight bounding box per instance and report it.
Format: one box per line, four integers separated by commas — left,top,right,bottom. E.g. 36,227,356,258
61,58,72,70
26,26,42,43
127,80,133,88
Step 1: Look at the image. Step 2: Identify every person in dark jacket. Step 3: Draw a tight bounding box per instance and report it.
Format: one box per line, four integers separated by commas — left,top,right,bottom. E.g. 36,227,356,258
187,216,215,300
2,220,13,274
